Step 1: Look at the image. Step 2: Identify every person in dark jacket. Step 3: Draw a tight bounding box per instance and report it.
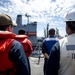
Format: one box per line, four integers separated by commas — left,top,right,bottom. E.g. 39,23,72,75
42,28,58,75
46,10,75,75
0,14,29,75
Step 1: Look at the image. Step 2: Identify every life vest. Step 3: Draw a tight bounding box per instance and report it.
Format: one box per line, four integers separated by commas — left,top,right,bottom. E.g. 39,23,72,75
0,31,16,75
16,35,32,57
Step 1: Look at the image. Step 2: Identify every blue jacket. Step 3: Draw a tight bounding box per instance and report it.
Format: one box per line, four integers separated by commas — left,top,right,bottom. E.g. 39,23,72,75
42,36,58,55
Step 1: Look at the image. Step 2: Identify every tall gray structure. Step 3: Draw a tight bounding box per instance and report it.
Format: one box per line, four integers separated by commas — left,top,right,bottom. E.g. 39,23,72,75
16,15,22,26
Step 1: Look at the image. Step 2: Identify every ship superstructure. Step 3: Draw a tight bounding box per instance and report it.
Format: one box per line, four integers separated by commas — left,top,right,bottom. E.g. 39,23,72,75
13,15,37,46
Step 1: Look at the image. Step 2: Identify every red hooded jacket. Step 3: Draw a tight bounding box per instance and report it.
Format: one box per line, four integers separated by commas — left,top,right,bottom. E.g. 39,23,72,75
16,35,32,57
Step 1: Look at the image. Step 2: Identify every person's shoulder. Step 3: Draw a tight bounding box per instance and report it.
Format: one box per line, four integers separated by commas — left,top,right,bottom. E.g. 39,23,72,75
59,37,67,42
9,40,24,54
24,38,32,44
55,37,59,41
12,40,22,47
58,37,67,46
43,37,49,42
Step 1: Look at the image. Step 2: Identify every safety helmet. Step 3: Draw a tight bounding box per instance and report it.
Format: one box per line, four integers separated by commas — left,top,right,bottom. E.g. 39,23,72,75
65,10,75,21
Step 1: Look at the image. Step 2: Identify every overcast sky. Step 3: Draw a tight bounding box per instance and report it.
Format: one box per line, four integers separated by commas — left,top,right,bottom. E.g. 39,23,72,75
0,0,75,37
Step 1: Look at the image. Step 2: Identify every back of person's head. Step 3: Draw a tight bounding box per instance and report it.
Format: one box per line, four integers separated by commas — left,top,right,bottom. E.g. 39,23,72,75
18,29,26,35
49,28,55,36
65,10,75,31
0,14,16,31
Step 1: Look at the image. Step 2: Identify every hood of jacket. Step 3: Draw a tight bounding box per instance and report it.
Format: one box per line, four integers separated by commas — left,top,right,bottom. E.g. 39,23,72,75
16,35,28,39
15,35,28,43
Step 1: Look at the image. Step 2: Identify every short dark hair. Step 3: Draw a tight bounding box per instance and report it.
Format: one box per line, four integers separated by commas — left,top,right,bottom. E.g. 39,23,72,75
49,28,55,35
66,21,75,30
18,29,26,35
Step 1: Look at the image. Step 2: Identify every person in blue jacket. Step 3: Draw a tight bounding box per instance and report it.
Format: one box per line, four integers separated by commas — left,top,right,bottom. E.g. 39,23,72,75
42,28,58,75
46,10,75,75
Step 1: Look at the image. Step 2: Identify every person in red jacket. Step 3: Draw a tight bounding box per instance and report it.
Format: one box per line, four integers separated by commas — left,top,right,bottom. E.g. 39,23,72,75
16,29,33,75
0,14,29,75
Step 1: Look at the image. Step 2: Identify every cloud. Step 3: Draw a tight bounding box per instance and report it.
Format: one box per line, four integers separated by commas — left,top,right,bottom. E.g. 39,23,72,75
0,0,75,37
